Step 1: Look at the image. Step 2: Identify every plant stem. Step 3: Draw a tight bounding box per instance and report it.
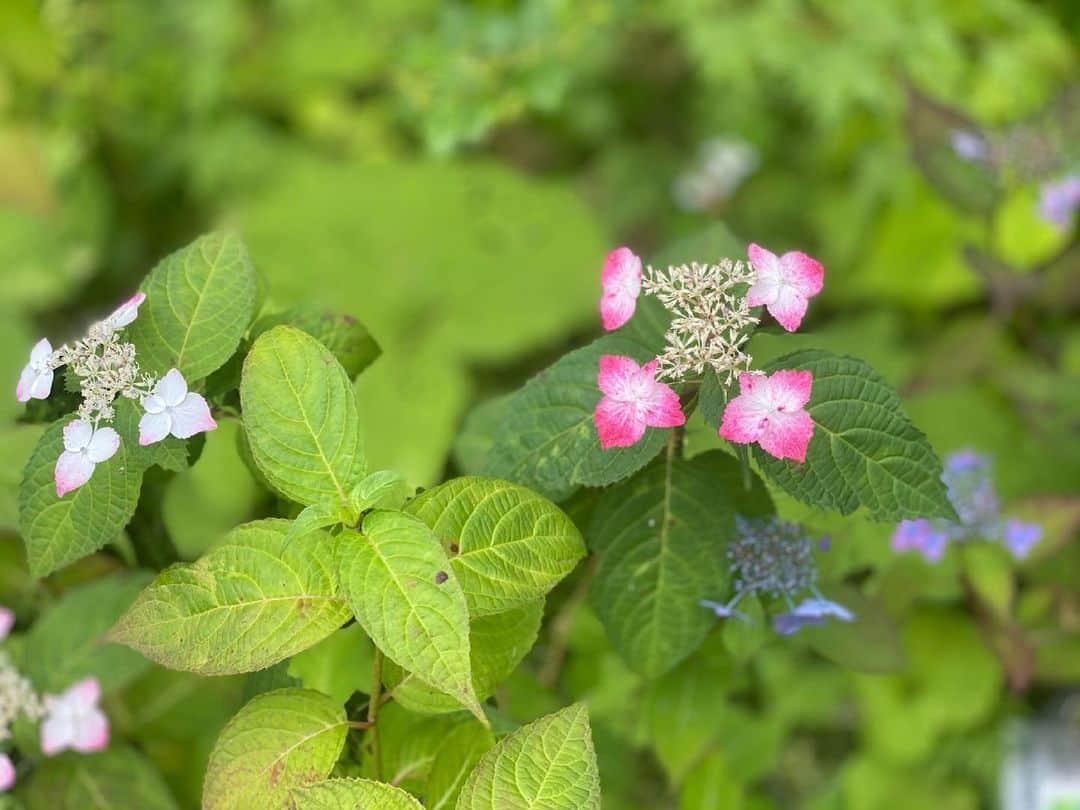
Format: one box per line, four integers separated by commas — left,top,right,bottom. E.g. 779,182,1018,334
368,648,383,780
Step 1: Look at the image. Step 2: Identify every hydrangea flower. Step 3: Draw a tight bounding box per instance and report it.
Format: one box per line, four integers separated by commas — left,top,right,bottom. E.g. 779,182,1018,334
746,244,824,332
105,291,146,330
701,516,852,636
719,369,815,462
0,753,13,792
0,607,12,642
15,338,54,403
892,451,1042,562
600,247,642,331
594,355,684,449
54,420,120,498
1037,174,1080,230
950,129,989,162
138,368,217,445
40,677,109,756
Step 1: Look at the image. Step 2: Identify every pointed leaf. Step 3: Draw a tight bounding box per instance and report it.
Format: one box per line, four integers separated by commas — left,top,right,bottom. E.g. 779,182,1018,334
19,414,144,578
25,571,152,693
588,450,773,678
289,778,422,809
405,477,584,616
338,511,484,723
203,688,347,810
127,231,259,380
754,350,953,521
425,723,495,810
350,470,413,514
241,325,366,508
455,703,600,810
383,600,543,714
109,519,350,675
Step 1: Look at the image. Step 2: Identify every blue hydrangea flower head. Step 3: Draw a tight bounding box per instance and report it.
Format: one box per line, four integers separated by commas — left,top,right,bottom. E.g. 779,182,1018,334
701,515,854,636
892,450,1042,563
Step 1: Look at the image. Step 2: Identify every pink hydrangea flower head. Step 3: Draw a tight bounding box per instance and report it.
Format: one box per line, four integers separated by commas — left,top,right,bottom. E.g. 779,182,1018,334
746,243,824,332
719,369,815,462
105,291,146,330
0,753,13,792
594,354,685,449
600,247,642,331
138,368,217,445
54,420,120,497
0,606,13,642
15,338,54,403
40,676,109,756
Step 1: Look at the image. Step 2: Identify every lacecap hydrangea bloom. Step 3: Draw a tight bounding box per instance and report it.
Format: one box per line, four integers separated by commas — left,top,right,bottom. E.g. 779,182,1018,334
40,677,109,756
701,516,853,635
892,450,1042,562
13,292,216,497
594,243,825,462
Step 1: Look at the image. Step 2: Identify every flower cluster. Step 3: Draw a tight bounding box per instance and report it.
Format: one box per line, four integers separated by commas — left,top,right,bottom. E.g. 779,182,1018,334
14,293,216,497
642,257,758,384
594,242,824,463
892,451,1043,563
0,606,110,792
700,516,853,635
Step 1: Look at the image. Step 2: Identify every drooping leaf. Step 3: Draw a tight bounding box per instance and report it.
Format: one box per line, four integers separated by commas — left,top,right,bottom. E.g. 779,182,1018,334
127,231,259,380
19,745,179,810
382,600,543,714
19,414,144,577
359,702,462,790
753,350,953,521
240,325,366,508
289,778,423,810
455,703,601,810
425,723,495,810
588,450,773,678
25,571,152,693
203,688,347,810
337,511,484,723
253,305,382,380
109,520,350,675
483,334,669,501
405,477,584,616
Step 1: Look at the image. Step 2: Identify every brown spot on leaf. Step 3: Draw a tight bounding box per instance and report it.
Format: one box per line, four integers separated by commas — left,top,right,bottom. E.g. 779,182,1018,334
448,542,460,554
435,571,449,585
268,759,285,787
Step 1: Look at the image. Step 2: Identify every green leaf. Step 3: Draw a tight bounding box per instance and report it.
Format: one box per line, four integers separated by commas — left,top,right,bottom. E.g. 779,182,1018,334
383,600,543,714
25,571,152,693
405,477,585,616
19,414,144,578
425,723,495,810
455,703,600,810
799,586,905,674
241,325,366,508
349,470,414,514
754,350,953,521
644,659,730,784
483,333,670,502
127,231,259,380
109,519,351,675
19,745,179,810
253,305,382,380
337,511,484,723
287,624,375,703
287,502,350,545
203,688,348,810
360,702,461,789
588,450,773,678
289,778,422,810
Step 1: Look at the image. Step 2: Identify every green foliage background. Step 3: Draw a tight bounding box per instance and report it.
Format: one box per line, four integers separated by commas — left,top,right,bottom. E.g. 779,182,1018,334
1,0,1077,807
